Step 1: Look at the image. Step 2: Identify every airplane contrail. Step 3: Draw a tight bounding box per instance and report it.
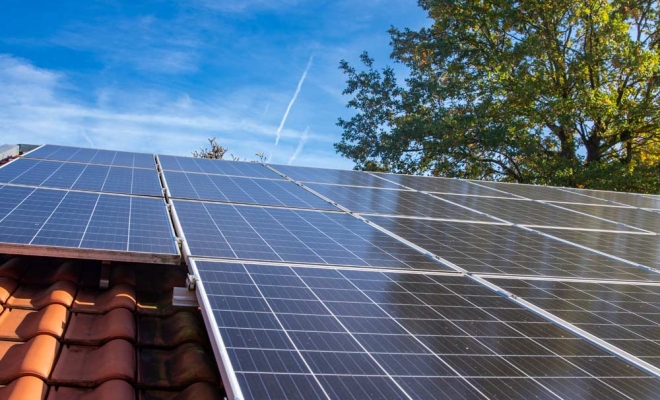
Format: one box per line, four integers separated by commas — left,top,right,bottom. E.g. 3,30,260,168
288,127,310,165
269,55,313,162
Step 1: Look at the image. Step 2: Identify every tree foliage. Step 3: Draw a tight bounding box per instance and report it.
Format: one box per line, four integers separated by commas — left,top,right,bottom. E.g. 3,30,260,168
336,0,660,192
192,137,229,159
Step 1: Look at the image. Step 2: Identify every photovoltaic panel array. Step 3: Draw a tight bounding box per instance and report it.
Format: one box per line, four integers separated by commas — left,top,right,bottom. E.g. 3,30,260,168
370,173,516,197
473,181,613,205
159,155,282,179
0,185,178,263
174,201,441,270
363,216,659,281
194,260,660,400
26,144,155,168
487,278,660,370
164,170,336,210
304,183,493,221
0,158,163,197
564,188,660,210
269,164,402,189
552,204,660,234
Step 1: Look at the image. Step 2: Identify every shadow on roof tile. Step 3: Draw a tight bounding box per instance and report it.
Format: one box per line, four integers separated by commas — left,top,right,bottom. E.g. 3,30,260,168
6,281,77,310
46,379,135,400
139,382,223,400
65,309,135,346
22,262,80,286
0,376,48,400
73,284,136,314
138,343,218,389
0,259,25,280
138,312,206,348
0,335,60,383
0,277,18,305
0,304,68,341
50,340,136,387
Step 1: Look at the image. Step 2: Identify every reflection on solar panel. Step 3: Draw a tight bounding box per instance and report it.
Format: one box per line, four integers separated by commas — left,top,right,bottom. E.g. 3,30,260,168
365,216,657,281
475,181,612,204
26,144,155,168
431,195,641,231
164,171,335,210
159,155,282,179
194,261,660,400
174,201,441,270
489,278,660,371
371,173,516,197
0,185,178,262
535,229,660,270
564,188,660,210
304,184,493,221
0,159,163,197
269,165,402,188
554,204,660,233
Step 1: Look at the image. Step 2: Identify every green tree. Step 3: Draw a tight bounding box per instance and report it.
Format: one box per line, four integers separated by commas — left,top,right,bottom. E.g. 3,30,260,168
336,0,660,192
192,137,229,159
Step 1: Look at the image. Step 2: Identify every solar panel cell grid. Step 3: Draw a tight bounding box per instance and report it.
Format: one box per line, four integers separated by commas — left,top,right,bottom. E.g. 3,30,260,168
196,261,660,400
175,201,442,270
366,216,658,281
158,155,283,179
474,181,613,204
370,173,516,197
304,183,494,221
553,203,660,233
26,145,155,168
164,171,336,210
565,188,660,209
269,165,403,189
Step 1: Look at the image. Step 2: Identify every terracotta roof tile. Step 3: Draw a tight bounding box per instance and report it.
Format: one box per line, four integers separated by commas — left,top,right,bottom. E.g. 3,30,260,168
0,277,18,305
46,380,135,400
6,281,77,310
0,259,25,280
50,340,136,387
65,309,135,346
138,312,206,348
138,343,218,389
136,291,178,317
139,382,223,400
22,262,80,286
0,335,60,383
72,284,136,314
0,376,48,400
0,305,68,340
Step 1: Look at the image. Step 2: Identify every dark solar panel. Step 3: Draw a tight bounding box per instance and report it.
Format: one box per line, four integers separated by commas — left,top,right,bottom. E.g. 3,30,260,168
370,173,517,197
564,188,660,210
158,155,282,179
475,181,613,204
535,229,660,270
268,165,402,188
195,261,660,400
554,204,660,233
490,278,660,371
164,171,336,210
304,184,494,221
0,159,162,197
431,195,641,231
26,145,155,168
0,186,178,260
174,201,442,270
365,216,657,281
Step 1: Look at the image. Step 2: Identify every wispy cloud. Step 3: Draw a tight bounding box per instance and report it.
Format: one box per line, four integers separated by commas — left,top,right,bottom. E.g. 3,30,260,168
270,55,313,161
288,126,310,164
192,0,302,13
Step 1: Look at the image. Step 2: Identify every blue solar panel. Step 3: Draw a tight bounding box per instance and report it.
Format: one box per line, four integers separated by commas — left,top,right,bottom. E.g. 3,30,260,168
175,201,441,270
26,145,155,168
159,155,282,179
0,159,162,197
164,171,336,210
0,186,178,259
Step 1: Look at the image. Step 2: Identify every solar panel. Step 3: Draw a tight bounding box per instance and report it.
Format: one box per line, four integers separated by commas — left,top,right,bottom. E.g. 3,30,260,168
26,145,155,168
303,184,495,221
487,278,660,371
174,201,442,270
268,165,402,189
0,185,178,263
163,171,336,210
370,173,517,197
534,229,660,270
431,195,642,231
553,204,660,233
0,158,163,197
193,260,660,400
564,188,660,210
474,181,613,205
159,155,282,179
365,216,658,281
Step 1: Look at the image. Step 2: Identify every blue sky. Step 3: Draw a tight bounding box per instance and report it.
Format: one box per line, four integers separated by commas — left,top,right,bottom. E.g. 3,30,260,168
0,0,428,169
